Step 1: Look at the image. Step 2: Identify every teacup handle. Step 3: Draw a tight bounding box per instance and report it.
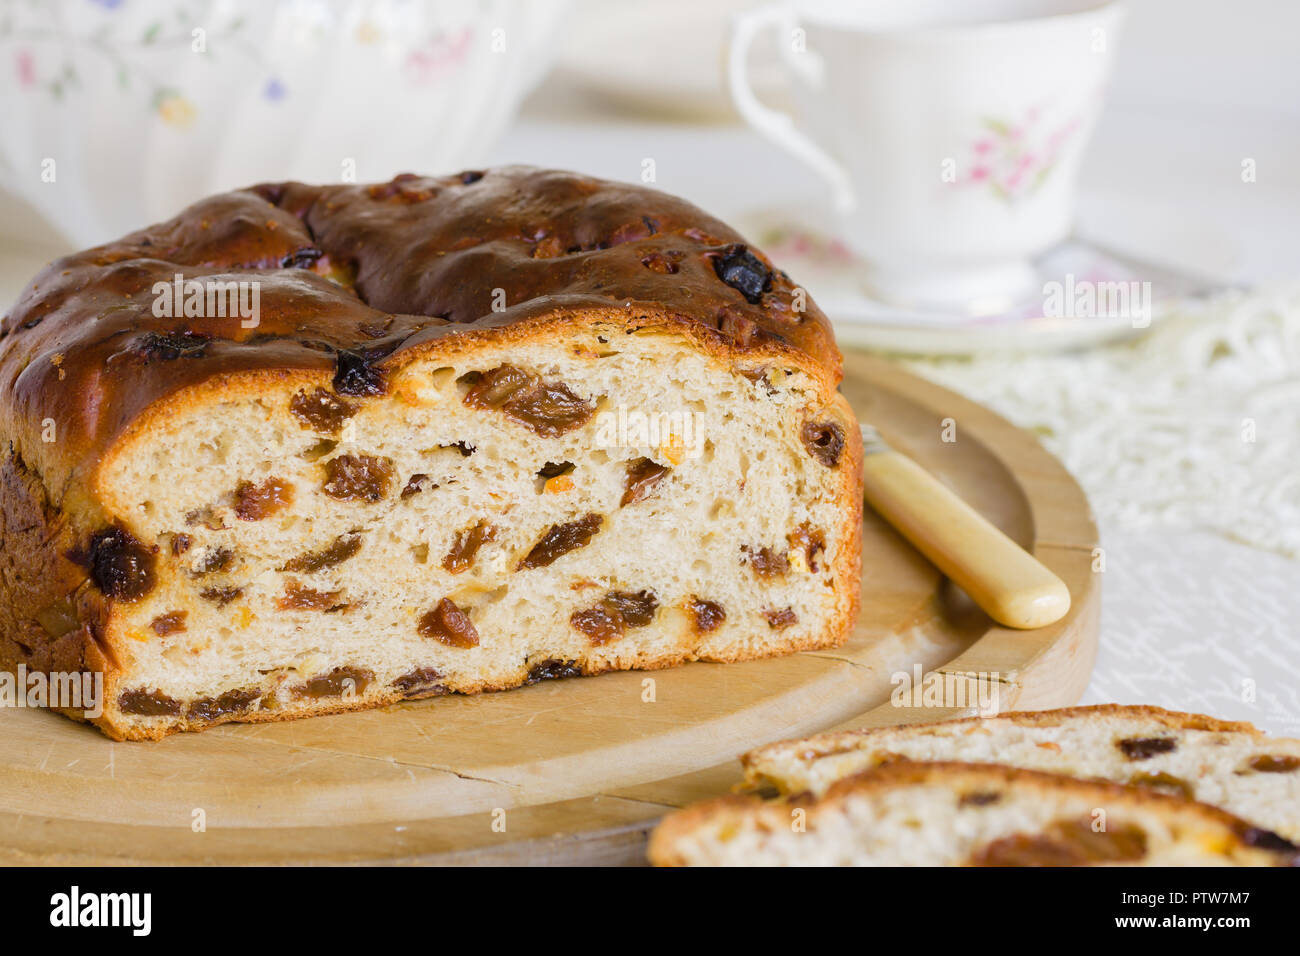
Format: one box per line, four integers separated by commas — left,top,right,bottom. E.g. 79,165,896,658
728,4,856,214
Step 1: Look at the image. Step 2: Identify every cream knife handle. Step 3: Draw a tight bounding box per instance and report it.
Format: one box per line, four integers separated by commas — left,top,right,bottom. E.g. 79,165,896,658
862,450,1071,630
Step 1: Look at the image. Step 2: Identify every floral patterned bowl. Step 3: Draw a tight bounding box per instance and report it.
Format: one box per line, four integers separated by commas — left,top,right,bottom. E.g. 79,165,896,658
0,0,568,246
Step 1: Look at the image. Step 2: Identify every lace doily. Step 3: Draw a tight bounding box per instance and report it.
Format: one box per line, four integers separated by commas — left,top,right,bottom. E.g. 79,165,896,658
903,283,1300,559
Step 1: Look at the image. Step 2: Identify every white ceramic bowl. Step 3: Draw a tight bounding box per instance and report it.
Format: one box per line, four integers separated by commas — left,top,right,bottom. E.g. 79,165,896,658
0,0,568,246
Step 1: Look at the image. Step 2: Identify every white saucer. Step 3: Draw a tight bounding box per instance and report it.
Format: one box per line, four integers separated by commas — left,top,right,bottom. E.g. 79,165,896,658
734,208,1230,356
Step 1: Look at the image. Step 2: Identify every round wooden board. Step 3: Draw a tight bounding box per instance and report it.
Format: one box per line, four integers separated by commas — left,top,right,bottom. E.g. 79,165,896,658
0,353,1099,866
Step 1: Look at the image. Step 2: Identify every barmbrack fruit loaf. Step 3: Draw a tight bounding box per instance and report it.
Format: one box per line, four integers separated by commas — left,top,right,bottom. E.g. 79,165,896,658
649,761,1299,867
742,705,1300,842
0,166,862,740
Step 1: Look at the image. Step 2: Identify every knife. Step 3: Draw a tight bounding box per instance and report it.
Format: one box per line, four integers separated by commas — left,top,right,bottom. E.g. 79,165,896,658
859,425,1071,630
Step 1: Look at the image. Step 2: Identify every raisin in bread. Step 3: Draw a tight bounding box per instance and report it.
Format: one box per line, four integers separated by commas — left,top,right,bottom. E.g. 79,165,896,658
741,705,1300,841
0,167,862,740
649,761,1299,867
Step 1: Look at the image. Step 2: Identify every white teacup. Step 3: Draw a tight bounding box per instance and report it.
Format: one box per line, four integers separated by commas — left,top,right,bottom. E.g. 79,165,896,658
729,0,1126,311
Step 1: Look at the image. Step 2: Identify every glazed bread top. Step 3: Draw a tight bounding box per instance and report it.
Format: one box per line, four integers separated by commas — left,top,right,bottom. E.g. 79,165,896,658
0,166,840,512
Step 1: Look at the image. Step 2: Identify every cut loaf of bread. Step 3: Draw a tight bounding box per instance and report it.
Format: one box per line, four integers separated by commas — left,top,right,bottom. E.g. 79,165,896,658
741,705,1300,842
0,167,862,739
649,761,1299,867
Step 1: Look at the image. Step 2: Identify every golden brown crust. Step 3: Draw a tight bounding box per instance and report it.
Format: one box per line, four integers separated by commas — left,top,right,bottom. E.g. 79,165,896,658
823,391,863,631
952,703,1260,735
741,704,1263,776
649,760,1297,867
0,450,115,730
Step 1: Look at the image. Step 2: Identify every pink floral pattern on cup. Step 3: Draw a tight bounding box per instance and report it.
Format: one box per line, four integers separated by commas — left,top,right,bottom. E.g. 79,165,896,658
403,28,473,84
960,99,1092,202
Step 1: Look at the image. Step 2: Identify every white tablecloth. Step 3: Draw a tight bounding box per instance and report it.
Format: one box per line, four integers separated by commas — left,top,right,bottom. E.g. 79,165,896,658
1081,529,1300,737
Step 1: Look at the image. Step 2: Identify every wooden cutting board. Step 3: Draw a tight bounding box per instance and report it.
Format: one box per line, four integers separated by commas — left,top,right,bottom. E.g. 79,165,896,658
0,353,1099,866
